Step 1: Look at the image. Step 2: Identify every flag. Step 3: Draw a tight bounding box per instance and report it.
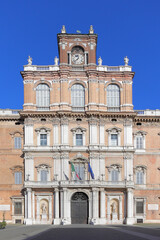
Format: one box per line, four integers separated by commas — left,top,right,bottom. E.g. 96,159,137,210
88,163,94,179
71,162,81,180
63,171,69,180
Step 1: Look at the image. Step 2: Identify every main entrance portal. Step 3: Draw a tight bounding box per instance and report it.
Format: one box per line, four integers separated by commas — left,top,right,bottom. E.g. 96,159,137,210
71,192,89,224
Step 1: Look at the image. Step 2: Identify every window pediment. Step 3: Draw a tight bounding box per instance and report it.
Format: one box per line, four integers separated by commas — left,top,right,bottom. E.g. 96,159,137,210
106,127,122,133
10,165,23,174
71,127,86,133
133,131,147,136
35,127,51,133
35,164,51,172
134,165,147,172
71,153,88,162
10,131,23,137
106,164,122,172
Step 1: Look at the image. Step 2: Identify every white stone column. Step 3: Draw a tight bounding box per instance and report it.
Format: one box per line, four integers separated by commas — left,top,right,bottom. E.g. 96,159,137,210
100,188,106,222
25,188,32,225
124,120,133,146
126,188,134,225
61,153,69,181
92,188,99,223
54,188,60,224
24,191,27,219
53,124,59,145
60,190,64,219
99,122,105,145
37,198,40,221
63,188,67,220
32,191,35,221
25,125,33,145
99,154,105,180
25,155,34,181
61,119,68,145
89,122,97,145
107,196,110,222
119,196,123,221
53,154,61,181
124,154,133,181
49,196,52,221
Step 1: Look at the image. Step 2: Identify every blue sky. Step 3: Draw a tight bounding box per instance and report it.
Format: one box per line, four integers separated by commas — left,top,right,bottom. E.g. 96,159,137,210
0,0,160,110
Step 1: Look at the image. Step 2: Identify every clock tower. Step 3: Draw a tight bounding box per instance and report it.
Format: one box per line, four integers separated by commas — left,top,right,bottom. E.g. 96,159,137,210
57,25,97,70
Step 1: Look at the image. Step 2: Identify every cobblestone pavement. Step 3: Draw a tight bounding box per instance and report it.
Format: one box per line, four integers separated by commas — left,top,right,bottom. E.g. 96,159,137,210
0,224,160,240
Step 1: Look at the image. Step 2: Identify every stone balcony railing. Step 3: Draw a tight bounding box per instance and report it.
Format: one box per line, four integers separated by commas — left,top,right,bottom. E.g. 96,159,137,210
23,65,59,71
23,64,132,72
97,65,132,72
135,109,160,116
23,180,134,189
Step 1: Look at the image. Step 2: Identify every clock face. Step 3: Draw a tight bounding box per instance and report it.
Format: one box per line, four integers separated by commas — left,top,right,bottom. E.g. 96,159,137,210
72,53,84,64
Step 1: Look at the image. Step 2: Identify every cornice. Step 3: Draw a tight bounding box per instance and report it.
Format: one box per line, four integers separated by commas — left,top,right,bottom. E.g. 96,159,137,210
19,110,137,119
134,116,160,123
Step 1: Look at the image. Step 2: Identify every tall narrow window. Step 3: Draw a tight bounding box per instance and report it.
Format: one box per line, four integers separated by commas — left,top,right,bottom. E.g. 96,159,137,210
107,84,120,111
136,171,144,184
15,172,22,184
136,201,144,214
76,134,83,146
111,134,118,146
40,134,47,146
14,202,22,215
136,136,143,149
111,170,119,182
14,137,21,149
36,84,50,110
71,84,85,111
40,170,48,182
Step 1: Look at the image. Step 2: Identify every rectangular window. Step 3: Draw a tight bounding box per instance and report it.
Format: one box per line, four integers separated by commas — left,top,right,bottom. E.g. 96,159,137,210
76,134,83,146
86,53,88,64
40,134,47,146
14,202,22,215
136,136,143,149
111,134,118,146
40,170,48,182
15,172,22,184
111,170,119,181
14,137,21,149
136,172,144,184
136,201,144,214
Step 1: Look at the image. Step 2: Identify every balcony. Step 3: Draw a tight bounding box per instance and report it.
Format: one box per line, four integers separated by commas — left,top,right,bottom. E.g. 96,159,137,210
97,65,132,72
24,180,59,188
23,180,134,189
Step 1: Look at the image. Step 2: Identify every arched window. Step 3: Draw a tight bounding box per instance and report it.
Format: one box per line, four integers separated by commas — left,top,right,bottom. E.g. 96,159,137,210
71,84,85,111
107,84,120,111
36,84,50,110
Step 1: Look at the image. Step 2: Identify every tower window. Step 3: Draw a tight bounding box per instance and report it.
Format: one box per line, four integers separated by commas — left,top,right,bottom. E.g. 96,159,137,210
36,84,50,111
107,84,120,111
71,84,85,111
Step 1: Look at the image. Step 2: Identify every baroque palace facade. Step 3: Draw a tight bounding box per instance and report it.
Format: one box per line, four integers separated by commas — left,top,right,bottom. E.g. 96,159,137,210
0,26,160,225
